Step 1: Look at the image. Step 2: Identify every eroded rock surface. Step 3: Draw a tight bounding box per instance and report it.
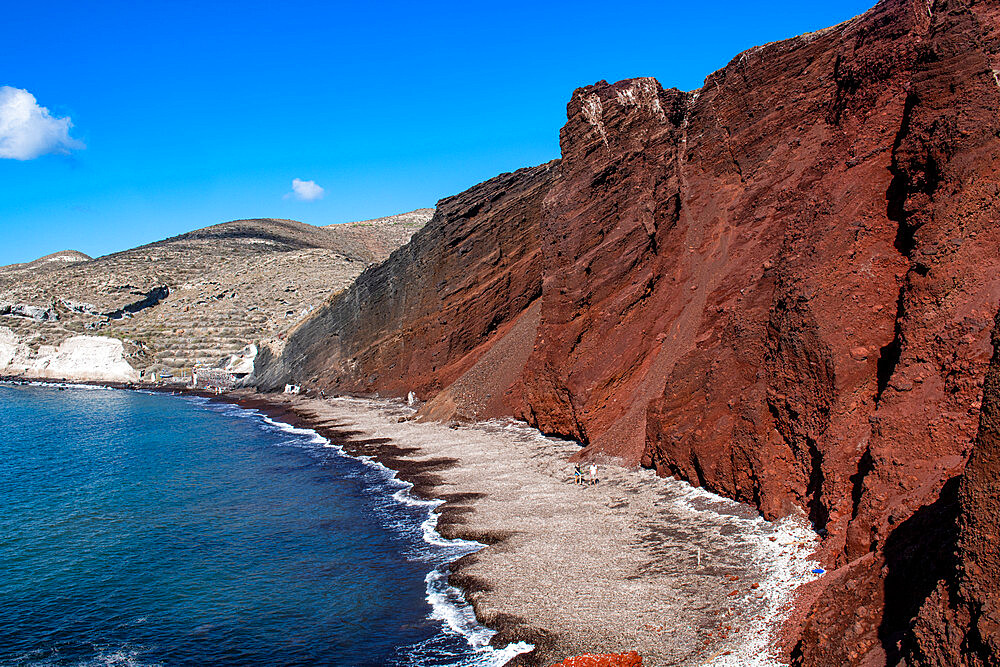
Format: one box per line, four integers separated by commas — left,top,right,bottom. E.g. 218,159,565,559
252,0,1000,661
250,167,554,399
0,327,139,382
894,309,1000,666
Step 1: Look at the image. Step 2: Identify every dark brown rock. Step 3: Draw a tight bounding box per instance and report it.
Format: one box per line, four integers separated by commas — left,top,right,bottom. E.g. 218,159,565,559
897,309,1000,666
952,310,1000,662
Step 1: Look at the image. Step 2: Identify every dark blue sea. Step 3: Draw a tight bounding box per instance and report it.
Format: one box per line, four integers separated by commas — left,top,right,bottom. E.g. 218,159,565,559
0,383,529,666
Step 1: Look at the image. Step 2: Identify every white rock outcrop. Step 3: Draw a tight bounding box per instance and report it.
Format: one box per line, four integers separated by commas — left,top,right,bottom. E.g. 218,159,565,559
223,344,257,375
0,327,139,382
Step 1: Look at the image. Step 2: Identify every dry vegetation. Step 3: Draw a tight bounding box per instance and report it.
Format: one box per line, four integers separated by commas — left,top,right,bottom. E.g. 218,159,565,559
0,210,432,373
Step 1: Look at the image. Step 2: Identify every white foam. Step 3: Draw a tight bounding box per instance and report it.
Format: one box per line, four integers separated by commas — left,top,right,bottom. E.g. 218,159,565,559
708,517,819,667
664,477,820,667
431,413,819,666
261,416,329,446
189,397,533,666
425,567,494,646
76,644,161,667
4,379,109,391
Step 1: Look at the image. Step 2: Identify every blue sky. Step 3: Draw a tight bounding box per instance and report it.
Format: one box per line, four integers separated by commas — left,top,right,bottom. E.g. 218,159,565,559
1,0,874,265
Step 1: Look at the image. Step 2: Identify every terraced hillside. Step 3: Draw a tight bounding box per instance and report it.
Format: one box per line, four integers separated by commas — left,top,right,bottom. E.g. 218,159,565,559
0,210,432,377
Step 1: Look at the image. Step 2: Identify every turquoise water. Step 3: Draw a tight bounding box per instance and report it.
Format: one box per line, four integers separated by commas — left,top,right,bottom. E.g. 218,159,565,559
0,384,517,666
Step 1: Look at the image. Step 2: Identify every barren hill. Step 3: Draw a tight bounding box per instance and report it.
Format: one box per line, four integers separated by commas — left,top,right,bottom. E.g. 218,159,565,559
325,208,435,257
0,250,92,275
0,210,431,378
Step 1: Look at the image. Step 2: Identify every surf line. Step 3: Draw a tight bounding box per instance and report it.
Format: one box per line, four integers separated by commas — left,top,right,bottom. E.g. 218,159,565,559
192,395,534,666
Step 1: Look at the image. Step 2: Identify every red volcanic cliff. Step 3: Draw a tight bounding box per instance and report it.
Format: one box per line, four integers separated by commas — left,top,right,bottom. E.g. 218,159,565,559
946,311,1000,662
887,310,1000,665
251,0,1000,662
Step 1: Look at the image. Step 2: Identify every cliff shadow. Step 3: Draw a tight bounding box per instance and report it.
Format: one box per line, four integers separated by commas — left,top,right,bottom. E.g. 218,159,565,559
879,475,960,663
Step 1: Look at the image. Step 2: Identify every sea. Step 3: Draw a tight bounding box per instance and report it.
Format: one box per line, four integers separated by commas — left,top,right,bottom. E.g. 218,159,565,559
0,383,531,666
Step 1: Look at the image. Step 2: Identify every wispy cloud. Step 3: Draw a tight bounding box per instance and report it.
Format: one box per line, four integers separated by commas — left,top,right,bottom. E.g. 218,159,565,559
285,177,325,201
0,86,85,160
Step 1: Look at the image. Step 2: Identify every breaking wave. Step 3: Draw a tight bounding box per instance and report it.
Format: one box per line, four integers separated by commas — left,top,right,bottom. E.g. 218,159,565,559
197,399,534,666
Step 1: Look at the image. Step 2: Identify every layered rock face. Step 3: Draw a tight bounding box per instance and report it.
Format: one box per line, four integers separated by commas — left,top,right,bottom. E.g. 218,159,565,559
251,0,1000,661
251,164,555,405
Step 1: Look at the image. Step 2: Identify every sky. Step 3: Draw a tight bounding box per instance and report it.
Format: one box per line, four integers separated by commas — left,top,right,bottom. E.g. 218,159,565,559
1,0,875,265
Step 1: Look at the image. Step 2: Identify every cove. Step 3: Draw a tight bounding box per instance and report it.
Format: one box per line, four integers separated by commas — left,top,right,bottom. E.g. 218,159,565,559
0,383,507,666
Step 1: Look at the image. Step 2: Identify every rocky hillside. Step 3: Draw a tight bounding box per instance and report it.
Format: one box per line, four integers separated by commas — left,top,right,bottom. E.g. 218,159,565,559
0,210,431,378
326,208,435,257
0,250,93,274
249,0,1000,662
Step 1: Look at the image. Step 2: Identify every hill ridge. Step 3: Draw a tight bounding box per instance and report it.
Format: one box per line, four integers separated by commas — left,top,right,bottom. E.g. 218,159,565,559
0,209,433,377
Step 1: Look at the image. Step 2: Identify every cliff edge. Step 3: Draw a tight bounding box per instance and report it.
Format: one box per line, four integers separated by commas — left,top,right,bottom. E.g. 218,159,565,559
250,0,1000,661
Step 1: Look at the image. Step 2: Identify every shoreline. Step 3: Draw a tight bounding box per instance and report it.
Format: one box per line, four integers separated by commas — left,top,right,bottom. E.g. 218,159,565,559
197,389,556,662
229,391,556,667
220,393,532,666
4,379,552,662
3,378,822,666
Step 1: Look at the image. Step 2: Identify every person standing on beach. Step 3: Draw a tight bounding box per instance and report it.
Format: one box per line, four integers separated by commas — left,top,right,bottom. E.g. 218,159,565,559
590,463,598,485
574,463,583,485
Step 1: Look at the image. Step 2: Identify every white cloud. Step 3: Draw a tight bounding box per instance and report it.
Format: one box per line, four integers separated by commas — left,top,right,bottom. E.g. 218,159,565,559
0,86,85,160
285,178,325,201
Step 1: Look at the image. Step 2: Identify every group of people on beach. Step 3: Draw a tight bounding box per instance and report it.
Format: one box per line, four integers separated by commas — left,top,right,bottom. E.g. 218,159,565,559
573,462,599,485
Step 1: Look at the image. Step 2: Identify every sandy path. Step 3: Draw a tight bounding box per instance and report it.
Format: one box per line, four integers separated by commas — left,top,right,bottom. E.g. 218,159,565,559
254,393,819,667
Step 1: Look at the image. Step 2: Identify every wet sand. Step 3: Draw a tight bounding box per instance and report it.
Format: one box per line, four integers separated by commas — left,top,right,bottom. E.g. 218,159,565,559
228,390,820,667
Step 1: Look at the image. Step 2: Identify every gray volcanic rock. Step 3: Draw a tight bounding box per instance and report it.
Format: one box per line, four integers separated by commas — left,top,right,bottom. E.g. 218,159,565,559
249,168,553,395
0,303,58,321
324,208,435,258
